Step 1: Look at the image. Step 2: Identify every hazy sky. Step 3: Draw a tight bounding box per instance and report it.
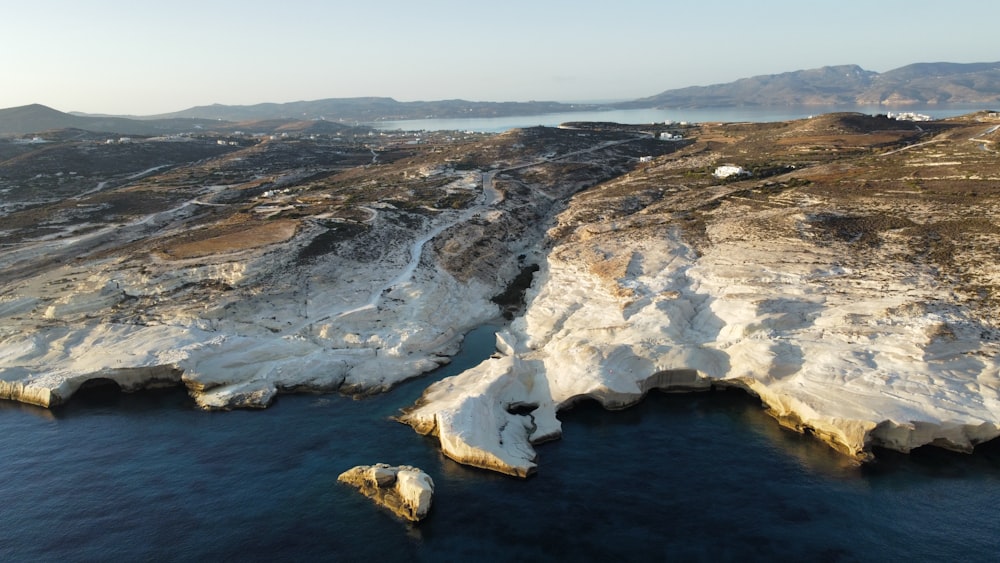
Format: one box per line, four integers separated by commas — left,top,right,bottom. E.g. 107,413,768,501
2,0,998,115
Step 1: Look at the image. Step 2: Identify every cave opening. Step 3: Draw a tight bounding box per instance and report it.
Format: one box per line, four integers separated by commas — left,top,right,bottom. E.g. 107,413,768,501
73,378,123,405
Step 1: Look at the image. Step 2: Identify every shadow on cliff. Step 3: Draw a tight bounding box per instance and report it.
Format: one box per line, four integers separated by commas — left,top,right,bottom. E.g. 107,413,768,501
50,385,195,418
554,387,1000,480
650,266,731,380
550,387,863,478
864,437,1000,478
0,397,56,420
751,297,826,380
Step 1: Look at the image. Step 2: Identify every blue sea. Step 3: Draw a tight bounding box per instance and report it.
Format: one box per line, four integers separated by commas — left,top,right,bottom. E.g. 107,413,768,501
3,323,1000,561
371,104,990,133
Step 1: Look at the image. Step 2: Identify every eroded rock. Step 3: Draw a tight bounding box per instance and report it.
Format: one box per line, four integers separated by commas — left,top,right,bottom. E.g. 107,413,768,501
338,464,434,522
3,127,651,409
402,116,1000,475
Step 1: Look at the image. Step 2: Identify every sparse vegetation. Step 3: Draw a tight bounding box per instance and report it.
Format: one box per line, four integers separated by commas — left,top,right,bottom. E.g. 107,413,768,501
2,111,998,335
492,263,540,320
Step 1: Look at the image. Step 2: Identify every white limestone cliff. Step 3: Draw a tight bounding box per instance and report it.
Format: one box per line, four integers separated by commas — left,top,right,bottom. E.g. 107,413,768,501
0,125,659,410
0,200,501,408
402,216,1000,476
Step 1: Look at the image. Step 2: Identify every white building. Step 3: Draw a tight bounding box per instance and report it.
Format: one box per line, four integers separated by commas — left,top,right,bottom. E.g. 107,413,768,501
713,165,749,179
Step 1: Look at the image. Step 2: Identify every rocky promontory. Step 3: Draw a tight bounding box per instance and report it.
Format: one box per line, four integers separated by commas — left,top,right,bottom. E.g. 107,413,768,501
0,126,670,408
401,112,1000,475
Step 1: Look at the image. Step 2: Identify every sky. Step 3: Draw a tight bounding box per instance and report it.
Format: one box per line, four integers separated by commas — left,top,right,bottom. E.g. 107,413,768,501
1,0,998,115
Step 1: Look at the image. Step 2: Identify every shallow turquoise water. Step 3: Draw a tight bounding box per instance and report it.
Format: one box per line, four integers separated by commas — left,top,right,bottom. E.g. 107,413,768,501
3,324,1000,561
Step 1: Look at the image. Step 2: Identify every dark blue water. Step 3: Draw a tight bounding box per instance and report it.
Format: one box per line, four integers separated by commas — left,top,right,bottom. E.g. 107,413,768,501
3,324,1000,561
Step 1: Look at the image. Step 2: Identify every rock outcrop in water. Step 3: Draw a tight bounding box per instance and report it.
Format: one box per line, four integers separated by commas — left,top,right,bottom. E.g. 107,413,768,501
337,464,435,522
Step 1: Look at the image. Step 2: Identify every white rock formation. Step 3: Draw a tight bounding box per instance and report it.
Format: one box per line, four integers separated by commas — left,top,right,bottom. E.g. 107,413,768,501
337,463,435,522
1,125,671,410
0,200,500,408
402,215,1000,476
8,117,1000,478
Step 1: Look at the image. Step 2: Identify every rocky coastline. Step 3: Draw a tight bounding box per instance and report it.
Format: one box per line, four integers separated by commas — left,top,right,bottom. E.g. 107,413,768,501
3,114,1000,474
401,113,1000,475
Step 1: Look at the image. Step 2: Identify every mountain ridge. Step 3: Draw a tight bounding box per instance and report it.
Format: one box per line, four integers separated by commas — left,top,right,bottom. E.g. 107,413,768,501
632,61,1000,108
3,61,999,135
0,104,230,136
143,97,595,123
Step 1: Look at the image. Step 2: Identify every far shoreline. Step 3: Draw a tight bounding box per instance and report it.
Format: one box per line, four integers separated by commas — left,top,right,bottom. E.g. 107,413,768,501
370,103,992,133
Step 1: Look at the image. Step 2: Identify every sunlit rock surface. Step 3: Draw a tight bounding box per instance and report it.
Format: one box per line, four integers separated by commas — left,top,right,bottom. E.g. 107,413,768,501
0,218,499,408
403,221,1000,475
1,126,659,408
0,150,504,408
5,115,1000,475
402,114,1000,475
338,464,434,522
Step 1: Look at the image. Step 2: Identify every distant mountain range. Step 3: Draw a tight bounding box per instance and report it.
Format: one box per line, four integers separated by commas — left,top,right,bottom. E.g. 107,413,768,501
629,62,1000,108
142,98,596,123
2,61,999,136
0,104,367,138
0,104,224,137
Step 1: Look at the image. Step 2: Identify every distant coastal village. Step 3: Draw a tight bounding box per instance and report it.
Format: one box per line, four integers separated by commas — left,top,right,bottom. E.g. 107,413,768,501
887,111,932,122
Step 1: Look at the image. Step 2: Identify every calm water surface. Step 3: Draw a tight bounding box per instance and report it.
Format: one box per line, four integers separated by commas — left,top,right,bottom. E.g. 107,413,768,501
372,104,990,133
3,324,1000,561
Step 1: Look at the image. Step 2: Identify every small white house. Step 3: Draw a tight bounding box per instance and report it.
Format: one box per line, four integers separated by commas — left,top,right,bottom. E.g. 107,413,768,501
887,111,932,122
14,136,49,144
639,156,654,163
713,165,749,179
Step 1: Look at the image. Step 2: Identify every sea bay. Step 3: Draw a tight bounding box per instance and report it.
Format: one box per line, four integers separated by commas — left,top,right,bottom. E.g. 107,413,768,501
3,323,1000,561
370,104,990,133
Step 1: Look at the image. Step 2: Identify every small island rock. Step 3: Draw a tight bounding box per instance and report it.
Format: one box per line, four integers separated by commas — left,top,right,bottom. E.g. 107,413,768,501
338,463,434,522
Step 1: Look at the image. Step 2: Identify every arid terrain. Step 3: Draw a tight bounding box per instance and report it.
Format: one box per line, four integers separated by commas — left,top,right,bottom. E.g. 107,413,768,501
2,111,999,473
0,123,678,408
